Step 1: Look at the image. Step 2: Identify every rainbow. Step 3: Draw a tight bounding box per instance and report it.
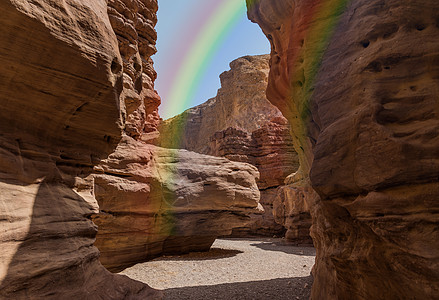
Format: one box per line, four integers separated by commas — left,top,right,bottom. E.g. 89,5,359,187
294,0,351,116
157,0,351,160
159,0,247,119
152,0,352,239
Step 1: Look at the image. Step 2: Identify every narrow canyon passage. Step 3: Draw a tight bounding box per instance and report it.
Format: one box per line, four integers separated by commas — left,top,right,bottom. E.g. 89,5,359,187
121,237,315,300
1,0,438,299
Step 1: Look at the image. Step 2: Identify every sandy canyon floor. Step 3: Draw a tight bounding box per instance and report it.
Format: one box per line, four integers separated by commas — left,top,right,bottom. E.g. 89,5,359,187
120,237,315,300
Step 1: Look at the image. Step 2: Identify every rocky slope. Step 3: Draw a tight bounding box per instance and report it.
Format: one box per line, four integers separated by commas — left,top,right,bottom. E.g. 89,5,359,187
248,0,439,299
0,0,261,299
159,56,308,238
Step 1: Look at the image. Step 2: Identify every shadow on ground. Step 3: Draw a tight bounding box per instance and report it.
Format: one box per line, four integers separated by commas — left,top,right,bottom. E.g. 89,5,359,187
250,242,316,256
154,248,244,262
163,275,313,300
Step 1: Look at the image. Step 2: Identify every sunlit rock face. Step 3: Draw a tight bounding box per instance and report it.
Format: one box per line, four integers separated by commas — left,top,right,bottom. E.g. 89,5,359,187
248,0,439,299
208,119,302,238
93,136,262,272
159,55,283,152
159,55,303,238
0,0,161,298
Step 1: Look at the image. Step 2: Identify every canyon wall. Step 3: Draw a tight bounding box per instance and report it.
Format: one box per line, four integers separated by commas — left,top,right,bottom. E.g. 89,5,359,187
160,55,310,238
94,1,262,272
248,0,439,299
0,0,261,298
0,0,161,298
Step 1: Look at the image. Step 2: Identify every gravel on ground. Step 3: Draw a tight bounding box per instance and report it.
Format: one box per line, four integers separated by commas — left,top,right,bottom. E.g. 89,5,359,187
120,237,316,300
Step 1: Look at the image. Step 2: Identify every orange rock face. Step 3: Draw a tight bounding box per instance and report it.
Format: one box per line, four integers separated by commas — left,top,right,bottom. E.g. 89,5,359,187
93,136,262,272
248,0,439,298
0,0,162,298
159,56,303,238
159,55,283,153
1,1,262,297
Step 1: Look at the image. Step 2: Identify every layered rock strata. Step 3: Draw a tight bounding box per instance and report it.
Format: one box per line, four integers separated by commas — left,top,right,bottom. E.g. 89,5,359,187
159,56,307,238
0,0,161,298
208,118,302,237
159,55,283,153
0,0,261,299
248,0,439,299
93,136,261,272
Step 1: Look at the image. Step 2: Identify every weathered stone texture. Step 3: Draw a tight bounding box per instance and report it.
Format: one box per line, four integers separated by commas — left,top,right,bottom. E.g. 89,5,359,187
93,136,262,272
248,0,439,298
0,0,162,298
159,55,283,153
159,56,302,238
208,116,298,190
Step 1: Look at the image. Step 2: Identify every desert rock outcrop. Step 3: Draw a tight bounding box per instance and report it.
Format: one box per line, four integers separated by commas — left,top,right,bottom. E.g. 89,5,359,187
0,0,262,298
94,4,262,271
93,136,261,271
0,0,161,298
248,0,439,298
159,55,283,153
159,56,306,238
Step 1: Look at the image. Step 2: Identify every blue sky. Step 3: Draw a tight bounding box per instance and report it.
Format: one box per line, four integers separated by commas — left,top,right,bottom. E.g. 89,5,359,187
154,0,270,119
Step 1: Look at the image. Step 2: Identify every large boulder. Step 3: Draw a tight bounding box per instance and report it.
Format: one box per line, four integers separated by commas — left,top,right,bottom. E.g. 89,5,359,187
93,136,261,272
248,0,439,298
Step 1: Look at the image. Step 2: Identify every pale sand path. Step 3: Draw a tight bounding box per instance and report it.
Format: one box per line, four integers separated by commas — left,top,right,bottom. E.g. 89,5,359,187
120,237,315,300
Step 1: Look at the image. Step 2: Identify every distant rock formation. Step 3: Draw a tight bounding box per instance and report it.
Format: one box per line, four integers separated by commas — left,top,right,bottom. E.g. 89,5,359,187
159,55,309,239
208,118,303,238
0,0,261,299
248,0,439,299
159,55,283,153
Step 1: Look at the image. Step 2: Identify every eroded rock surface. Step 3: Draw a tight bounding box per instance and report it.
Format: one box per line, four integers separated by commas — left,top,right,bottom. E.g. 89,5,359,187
159,55,283,153
159,56,302,237
93,136,261,272
0,0,161,298
248,0,439,298
209,119,302,238
1,2,263,297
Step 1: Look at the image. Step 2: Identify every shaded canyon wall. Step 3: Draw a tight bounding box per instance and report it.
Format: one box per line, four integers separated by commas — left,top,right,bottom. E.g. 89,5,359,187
0,0,161,298
247,0,439,299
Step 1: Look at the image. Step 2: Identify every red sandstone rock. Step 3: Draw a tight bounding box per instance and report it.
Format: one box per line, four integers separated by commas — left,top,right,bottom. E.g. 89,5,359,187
273,178,315,245
159,55,283,153
96,0,262,272
0,0,162,298
208,120,309,239
248,0,439,298
93,136,262,271
1,2,263,297
208,117,298,190
159,56,303,238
